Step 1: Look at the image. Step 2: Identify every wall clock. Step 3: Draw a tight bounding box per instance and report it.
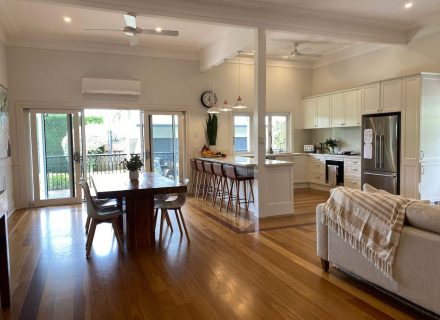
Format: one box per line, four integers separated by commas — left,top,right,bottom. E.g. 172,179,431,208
201,91,217,108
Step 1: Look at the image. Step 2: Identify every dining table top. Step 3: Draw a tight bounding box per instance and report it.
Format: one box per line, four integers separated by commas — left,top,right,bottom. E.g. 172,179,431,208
92,172,187,198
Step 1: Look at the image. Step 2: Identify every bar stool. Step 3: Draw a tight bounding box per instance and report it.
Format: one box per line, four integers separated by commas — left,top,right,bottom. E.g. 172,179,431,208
203,161,215,202
224,165,255,216
189,159,198,195
212,163,229,210
195,160,206,199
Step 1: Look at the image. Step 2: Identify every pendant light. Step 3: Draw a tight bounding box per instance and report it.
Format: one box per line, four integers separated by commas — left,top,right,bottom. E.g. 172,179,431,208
219,99,232,112
233,51,247,109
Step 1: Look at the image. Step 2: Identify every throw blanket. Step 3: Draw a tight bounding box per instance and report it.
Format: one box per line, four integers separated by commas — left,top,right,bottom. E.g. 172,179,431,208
321,187,413,277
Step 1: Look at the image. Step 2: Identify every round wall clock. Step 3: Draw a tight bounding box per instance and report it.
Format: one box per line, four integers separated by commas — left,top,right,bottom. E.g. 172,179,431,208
201,91,217,108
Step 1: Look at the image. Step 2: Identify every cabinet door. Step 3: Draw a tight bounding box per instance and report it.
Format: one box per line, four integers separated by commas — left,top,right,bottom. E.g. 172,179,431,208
420,163,440,202
420,76,440,162
292,156,307,183
344,89,361,126
316,95,330,128
302,98,316,129
330,93,344,127
362,83,381,114
381,79,402,112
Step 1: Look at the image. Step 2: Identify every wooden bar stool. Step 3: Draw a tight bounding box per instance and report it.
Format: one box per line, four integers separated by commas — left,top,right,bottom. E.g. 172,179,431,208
189,159,199,195
224,165,255,216
212,163,229,210
202,161,215,202
195,160,206,199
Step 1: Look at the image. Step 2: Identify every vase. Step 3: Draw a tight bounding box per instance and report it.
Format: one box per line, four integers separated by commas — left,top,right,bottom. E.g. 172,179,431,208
129,170,139,181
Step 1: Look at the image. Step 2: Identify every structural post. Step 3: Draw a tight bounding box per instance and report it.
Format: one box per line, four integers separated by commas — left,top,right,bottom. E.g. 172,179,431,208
253,27,267,217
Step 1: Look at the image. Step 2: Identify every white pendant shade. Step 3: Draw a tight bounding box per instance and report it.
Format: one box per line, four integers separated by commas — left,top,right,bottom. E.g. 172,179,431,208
207,105,220,114
219,99,232,111
233,95,247,109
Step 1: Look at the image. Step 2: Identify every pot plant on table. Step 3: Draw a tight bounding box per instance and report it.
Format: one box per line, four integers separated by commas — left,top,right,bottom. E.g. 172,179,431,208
121,153,143,181
206,113,218,147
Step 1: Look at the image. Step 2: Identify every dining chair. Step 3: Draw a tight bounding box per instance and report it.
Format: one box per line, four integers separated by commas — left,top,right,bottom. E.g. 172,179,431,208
154,179,190,245
80,180,125,257
80,178,118,235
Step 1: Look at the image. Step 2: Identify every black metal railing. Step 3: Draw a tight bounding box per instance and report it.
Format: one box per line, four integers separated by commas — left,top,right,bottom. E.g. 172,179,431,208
45,152,177,191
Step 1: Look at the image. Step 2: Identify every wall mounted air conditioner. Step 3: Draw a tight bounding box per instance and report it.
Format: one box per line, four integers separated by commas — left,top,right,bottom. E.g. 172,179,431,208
81,78,141,96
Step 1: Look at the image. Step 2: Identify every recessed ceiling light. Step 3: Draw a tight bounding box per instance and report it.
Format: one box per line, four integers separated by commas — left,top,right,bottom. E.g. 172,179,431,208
155,27,162,32
63,16,72,23
404,2,413,9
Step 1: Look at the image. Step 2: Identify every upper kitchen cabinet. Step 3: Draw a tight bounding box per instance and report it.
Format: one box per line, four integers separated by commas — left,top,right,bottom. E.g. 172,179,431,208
302,97,317,129
420,75,440,162
381,79,402,113
316,95,330,128
344,89,361,126
361,83,381,114
330,93,344,127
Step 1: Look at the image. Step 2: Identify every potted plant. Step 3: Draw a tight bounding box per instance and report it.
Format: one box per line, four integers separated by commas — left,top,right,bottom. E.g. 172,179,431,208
206,113,218,146
121,153,143,180
325,138,338,154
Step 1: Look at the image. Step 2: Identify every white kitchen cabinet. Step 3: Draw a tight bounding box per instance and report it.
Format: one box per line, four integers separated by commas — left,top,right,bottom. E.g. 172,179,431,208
302,98,317,129
330,93,344,127
344,89,361,126
420,162,440,202
316,95,330,128
291,155,307,183
420,76,440,162
362,83,381,114
381,79,402,113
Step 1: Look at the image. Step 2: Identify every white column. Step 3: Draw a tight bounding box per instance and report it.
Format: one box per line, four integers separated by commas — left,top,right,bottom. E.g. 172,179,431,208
253,27,267,217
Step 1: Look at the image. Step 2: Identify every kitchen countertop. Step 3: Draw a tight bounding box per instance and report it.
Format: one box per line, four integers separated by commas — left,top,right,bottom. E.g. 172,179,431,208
193,156,294,167
292,153,361,158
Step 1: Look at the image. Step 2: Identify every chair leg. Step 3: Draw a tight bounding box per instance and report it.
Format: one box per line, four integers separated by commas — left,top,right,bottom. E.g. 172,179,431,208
111,218,124,252
154,208,159,229
85,216,91,234
243,180,249,211
219,177,226,211
178,208,190,242
226,179,234,212
174,209,183,235
165,210,173,232
159,209,165,246
249,179,255,203
235,180,240,217
86,220,97,257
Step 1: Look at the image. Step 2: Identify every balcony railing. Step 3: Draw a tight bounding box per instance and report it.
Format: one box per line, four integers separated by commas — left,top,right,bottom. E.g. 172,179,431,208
45,152,177,191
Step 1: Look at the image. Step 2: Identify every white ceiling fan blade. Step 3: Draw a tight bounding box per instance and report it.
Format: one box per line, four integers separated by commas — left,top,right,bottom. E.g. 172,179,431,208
140,28,179,36
83,29,123,32
298,53,322,58
124,12,137,29
128,35,139,46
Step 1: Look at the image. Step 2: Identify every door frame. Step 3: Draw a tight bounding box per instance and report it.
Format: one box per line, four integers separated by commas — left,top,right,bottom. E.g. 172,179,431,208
29,109,83,207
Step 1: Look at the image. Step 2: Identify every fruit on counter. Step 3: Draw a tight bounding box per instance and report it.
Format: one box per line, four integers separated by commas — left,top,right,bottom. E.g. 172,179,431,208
215,152,227,158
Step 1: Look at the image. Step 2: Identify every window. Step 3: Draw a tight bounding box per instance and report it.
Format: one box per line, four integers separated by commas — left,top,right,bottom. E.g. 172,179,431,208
266,114,289,153
233,114,252,153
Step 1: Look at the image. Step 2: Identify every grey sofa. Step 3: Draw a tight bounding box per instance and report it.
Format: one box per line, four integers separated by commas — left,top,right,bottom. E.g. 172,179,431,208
316,203,440,316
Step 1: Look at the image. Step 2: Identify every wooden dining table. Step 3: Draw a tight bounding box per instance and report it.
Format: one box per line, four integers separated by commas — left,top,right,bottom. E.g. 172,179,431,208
92,172,187,249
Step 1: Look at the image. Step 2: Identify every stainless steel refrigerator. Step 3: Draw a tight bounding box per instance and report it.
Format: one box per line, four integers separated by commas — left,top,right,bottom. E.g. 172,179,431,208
361,114,400,194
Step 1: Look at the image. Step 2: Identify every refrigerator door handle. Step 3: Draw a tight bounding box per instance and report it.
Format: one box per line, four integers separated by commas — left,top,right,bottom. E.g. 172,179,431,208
375,134,380,168
364,172,397,177
380,135,384,169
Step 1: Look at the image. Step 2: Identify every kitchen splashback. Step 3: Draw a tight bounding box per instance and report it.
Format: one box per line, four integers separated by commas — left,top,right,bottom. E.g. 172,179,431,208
311,127,361,153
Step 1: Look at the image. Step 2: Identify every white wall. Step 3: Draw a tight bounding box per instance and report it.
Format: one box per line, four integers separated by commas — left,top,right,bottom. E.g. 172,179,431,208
312,32,440,94
310,127,361,153
0,40,13,214
7,46,312,208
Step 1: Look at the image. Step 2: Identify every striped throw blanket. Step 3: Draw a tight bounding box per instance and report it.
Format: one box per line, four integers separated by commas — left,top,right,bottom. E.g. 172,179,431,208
321,187,414,277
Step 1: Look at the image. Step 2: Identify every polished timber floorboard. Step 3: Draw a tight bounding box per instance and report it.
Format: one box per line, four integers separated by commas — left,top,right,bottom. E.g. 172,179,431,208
0,189,431,319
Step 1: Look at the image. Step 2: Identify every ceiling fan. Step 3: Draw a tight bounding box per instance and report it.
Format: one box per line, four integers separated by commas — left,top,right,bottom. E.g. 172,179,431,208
84,12,179,46
282,42,322,59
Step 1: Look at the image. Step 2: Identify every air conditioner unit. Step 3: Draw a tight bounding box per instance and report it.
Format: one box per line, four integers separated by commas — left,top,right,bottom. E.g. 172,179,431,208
81,78,141,95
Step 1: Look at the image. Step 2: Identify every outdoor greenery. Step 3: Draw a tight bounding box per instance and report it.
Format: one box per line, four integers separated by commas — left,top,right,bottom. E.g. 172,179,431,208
206,113,218,146
44,114,68,156
121,153,143,171
47,173,70,191
272,121,287,151
85,116,104,125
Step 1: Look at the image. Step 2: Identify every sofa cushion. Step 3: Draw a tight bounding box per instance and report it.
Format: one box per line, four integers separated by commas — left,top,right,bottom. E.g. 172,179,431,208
406,202,440,234
363,183,378,193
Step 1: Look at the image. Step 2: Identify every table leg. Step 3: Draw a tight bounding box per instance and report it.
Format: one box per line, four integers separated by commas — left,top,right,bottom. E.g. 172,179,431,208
0,215,10,307
125,195,155,249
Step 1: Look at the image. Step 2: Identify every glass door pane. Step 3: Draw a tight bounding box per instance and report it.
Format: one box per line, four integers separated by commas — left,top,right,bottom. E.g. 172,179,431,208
271,116,288,153
150,114,179,180
233,115,251,153
31,111,82,205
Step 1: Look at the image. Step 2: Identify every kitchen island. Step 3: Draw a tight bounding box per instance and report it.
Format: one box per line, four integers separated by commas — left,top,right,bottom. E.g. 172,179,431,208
192,156,295,218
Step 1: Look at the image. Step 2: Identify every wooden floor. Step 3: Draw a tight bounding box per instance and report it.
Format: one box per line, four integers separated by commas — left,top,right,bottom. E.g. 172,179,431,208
0,189,432,319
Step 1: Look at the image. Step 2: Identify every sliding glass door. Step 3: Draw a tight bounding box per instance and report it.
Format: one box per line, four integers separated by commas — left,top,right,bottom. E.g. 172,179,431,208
143,112,184,181
30,110,82,206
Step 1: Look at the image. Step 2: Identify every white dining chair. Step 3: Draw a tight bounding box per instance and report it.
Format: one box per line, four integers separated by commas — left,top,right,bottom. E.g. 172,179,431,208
80,180,124,257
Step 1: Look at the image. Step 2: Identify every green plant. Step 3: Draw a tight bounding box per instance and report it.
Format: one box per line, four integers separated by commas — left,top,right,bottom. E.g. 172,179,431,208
325,138,338,153
206,113,218,146
120,153,143,171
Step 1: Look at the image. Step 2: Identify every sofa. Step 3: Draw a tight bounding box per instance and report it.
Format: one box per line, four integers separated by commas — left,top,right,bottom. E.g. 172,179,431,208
316,193,440,316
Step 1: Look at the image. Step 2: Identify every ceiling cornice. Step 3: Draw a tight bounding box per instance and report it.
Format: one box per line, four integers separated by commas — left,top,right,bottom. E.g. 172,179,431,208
29,0,408,44
7,35,199,61
0,0,20,34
